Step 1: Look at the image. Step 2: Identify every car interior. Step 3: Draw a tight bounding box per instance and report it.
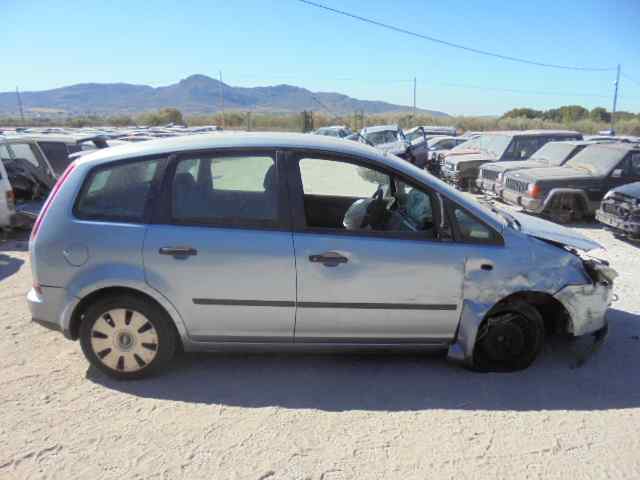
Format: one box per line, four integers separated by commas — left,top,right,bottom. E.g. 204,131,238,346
299,160,438,239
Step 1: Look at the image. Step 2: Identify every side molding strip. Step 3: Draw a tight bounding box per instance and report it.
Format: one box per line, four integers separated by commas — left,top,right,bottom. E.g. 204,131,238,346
193,299,457,310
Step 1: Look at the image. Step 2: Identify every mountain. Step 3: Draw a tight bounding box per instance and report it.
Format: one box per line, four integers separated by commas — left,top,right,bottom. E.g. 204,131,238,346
0,74,448,117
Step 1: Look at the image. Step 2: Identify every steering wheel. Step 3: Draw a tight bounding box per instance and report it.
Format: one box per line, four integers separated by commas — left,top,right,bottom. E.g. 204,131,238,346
362,187,392,229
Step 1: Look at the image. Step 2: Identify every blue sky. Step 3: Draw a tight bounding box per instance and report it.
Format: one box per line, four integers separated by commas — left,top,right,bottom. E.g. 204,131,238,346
2,0,640,115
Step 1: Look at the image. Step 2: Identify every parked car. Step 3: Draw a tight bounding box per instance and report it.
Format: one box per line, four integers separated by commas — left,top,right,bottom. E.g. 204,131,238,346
596,182,640,240
360,125,427,167
502,143,640,223
477,140,602,198
0,135,109,225
441,130,583,190
405,126,457,139
0,139,16,229
28,133,615,379
313,126,353,138
424,136,469,176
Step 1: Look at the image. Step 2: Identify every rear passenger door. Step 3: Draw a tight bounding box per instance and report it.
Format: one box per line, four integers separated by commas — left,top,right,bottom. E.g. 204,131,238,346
143,149,297,342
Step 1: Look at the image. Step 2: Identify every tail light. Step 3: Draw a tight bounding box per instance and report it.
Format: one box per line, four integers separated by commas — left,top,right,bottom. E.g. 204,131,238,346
528,183,542,199
30,162,76,242
6,189,15,211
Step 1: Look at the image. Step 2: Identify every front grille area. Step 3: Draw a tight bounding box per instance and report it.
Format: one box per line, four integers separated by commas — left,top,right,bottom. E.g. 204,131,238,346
505,177,528,193
481,169,499,181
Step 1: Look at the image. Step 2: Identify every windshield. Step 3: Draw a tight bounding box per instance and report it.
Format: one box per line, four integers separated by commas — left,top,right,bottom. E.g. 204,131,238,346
529,142,576,166
566,145,625,176
364,130,400,145
477,134,512,158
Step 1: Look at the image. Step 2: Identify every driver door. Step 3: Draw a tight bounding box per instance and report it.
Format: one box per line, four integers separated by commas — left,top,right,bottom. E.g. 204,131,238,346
285,151,464,344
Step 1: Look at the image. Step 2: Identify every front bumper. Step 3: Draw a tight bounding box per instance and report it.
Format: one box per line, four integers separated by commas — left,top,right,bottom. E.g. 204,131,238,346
476,178,503,198
28,286,79,340
596,209,640,237
555,262,616,337
502,189,543,213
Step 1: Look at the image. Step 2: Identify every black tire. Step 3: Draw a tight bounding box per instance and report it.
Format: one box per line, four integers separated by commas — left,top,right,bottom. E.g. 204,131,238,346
473,300,544,372
80,294,176,380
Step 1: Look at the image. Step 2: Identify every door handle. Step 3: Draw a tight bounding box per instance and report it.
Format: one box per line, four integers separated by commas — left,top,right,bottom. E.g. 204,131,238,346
159,246,198,257
309,251,348,267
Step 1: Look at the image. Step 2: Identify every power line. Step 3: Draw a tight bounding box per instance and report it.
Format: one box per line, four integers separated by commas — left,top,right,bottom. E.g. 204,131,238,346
435,82,612,99
296,0,616,72
622,73,640,88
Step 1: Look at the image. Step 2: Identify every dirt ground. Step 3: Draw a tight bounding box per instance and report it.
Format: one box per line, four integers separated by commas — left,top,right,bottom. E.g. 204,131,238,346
1,222,640,480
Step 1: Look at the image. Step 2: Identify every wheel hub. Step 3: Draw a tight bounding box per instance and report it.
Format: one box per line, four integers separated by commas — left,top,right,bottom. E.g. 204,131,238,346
484,321,525,362
90,308,159,372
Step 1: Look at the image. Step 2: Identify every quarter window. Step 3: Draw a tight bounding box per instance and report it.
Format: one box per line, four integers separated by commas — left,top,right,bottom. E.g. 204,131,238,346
453,207,492,242
75,159,159,222
171,154,278,225
37,141,71,175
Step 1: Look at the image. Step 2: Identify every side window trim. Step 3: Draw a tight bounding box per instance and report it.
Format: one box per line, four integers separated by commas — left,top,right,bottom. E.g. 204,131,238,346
154,148,290,231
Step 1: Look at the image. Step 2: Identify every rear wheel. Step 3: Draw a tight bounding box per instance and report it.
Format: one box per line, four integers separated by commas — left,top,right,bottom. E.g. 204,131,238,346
473,301,544,372
80,294,176,380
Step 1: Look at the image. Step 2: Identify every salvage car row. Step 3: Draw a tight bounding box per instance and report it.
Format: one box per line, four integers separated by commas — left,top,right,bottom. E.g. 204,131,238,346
343,127,640,239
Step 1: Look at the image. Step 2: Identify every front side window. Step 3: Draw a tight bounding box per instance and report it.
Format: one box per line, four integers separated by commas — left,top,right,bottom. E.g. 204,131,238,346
9,143,41,168
298,157,437,239
75,159,159,222
37,141,71,175
171,154,278,225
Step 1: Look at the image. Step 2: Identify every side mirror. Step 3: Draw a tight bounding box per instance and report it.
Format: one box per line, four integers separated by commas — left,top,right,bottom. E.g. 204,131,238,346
611,169,623,178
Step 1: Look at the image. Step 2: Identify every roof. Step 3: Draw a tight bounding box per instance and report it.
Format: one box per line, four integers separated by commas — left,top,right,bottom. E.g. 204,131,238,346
75,132,390,168
361,125,400,134
2,133,102,144
477,129,581,137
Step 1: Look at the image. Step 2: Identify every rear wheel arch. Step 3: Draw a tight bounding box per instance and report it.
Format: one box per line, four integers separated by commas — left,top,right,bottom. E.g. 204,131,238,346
69,286,183,351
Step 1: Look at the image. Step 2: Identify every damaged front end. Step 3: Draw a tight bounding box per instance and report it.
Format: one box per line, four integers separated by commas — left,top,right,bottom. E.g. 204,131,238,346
596,186,640,240
447,212,617,368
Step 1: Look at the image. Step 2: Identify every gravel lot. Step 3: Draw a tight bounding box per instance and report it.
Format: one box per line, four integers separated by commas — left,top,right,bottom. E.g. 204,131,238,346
1,221,640,480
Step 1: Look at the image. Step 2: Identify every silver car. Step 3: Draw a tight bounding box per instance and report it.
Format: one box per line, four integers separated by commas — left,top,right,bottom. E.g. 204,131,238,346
28,133,616,379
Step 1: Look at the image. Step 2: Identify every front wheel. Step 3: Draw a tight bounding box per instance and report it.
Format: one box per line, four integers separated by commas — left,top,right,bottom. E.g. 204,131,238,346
473,300,544,372
80,294,177,380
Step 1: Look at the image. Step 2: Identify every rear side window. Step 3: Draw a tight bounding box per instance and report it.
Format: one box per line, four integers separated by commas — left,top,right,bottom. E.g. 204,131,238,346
9,143,41,168
0,145,10,179
75,159,159,222
38,141,71,175
171,154,278,226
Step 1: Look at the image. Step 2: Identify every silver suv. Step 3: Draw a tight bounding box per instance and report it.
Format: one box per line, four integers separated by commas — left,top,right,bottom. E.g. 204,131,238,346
28,133,615,379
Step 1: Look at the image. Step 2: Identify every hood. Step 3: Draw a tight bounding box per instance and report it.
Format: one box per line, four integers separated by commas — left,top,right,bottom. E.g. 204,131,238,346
508,165,592,183
509,210,603,251
444,148,480,158
447,151,497,165
376,140,409,156
483,160,547,173
609,181,640,198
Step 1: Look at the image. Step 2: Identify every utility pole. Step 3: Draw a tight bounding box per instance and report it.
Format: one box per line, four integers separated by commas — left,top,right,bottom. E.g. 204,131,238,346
610,64,621,134
412,77,416,117
16,86,25,124
219,70,225,129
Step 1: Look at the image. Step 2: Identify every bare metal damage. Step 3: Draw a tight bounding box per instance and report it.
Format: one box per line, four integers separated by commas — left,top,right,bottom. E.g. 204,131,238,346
447,229,617,366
